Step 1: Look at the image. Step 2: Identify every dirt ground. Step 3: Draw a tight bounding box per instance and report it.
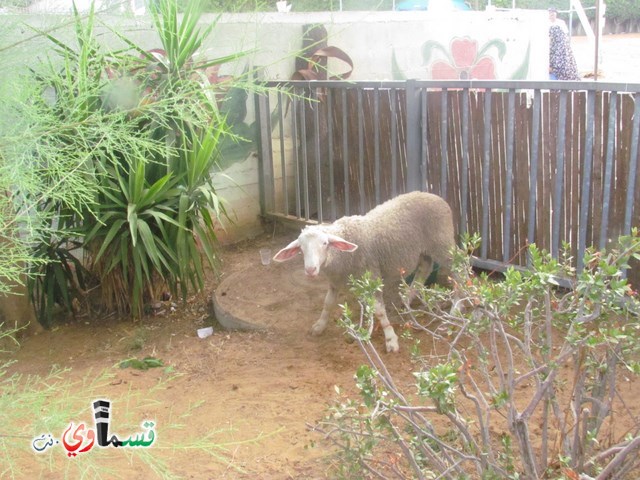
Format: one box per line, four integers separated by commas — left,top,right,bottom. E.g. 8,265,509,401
6,225,640,479
571,33,640,81
5,227,431,479
4,34,640,480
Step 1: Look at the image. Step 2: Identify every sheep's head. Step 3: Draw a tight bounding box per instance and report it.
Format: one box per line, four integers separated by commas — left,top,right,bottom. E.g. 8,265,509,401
273,226,358,277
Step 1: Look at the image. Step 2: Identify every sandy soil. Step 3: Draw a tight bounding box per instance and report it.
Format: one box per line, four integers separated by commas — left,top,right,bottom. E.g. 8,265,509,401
3,34,640,480
5,228,428,479
5,226,640,479
571,33,640,81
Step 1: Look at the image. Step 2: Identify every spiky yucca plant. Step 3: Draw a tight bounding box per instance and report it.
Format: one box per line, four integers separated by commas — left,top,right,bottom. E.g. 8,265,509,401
19,0,246,319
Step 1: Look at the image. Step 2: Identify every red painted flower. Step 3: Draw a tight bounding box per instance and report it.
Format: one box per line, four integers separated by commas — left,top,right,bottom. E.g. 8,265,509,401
429,37,497,80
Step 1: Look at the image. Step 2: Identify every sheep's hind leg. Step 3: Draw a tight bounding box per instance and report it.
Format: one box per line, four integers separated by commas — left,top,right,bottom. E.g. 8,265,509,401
405,255,433,306
310,285,337,336
374,295,399,353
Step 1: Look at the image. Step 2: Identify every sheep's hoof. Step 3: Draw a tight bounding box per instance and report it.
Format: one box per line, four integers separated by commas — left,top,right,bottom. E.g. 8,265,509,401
310,322,326,336
386,337,400,353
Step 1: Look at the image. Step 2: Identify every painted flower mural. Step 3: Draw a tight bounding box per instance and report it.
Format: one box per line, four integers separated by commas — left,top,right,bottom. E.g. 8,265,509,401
423,36,506,80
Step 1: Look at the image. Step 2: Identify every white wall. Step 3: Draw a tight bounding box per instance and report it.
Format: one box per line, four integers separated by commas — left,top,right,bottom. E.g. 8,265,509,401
200,10,549,242
202,10,549,82
3,9,550,243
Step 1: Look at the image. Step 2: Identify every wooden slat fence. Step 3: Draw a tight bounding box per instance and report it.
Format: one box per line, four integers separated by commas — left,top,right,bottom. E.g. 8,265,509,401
255,80,640,278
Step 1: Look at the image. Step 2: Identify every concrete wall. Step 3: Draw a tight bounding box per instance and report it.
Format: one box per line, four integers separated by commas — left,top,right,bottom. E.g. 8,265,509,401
2,9,549,243
206,10,549,242
207,10,549,81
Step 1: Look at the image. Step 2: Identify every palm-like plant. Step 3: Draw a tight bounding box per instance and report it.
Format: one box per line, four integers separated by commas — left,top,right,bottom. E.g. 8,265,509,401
23,0,247,320
85,125,227,317
85,0,244,317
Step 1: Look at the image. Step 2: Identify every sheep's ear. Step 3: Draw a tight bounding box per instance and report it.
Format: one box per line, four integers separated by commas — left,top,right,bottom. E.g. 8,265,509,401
327,234,358,253
273,240,301,262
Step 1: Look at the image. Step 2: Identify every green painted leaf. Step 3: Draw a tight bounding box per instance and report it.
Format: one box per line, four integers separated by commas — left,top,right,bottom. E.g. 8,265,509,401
422,40,452,66
478,39,508,62
509,42,531,80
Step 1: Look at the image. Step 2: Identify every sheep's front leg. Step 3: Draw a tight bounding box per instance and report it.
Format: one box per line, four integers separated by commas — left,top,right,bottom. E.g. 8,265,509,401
374,295,399,353
310,285,338,336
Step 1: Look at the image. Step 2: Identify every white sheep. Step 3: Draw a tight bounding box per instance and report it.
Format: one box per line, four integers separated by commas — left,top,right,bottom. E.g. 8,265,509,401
273,191,455,352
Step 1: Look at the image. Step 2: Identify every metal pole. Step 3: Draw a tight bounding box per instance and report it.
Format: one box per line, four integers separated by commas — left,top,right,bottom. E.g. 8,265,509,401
405,79,422,192
594,0,601,80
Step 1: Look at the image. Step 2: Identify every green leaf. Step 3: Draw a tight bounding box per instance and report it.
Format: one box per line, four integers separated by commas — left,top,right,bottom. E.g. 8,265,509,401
149,210,182,229
137,218,162,271
139,173,174,207
91,219,127,263
132,160,146,202
509,41,531,80
119,357,165,370
477,39,507,62
131,243,144,317
127,204,139,247
193,221,216,268
422,40,452,66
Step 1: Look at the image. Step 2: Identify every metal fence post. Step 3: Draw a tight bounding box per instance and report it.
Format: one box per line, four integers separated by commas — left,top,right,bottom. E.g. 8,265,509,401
405,79,422,192
255,90,273,217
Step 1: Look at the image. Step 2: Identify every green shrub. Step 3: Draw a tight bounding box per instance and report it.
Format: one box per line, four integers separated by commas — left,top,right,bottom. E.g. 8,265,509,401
317,231,640,479
5,0,247,321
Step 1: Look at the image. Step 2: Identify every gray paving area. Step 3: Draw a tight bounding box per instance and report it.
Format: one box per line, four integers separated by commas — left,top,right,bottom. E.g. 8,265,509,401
571,34,640,82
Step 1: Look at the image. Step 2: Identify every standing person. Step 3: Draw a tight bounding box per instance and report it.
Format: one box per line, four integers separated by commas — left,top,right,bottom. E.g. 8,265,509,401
549,24,581,80
549,7,569,34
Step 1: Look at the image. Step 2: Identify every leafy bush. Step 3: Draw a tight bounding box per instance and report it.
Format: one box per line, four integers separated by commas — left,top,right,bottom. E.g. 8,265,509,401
316,231,640,479
2,0,247,321
605,0,640,23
